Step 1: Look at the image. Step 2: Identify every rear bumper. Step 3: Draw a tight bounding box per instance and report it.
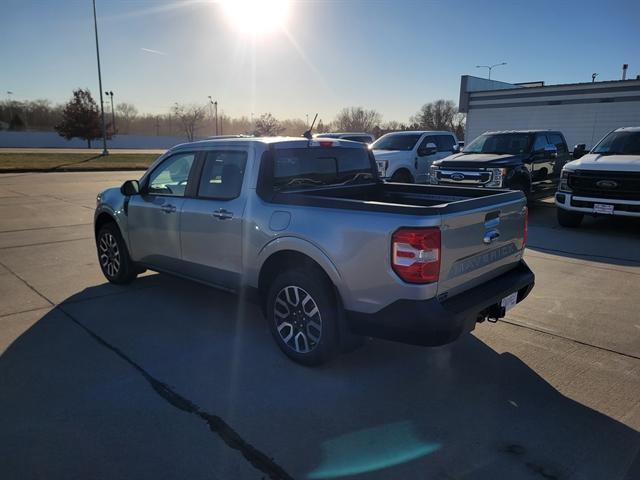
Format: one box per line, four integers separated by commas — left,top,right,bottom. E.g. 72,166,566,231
345,260,535,346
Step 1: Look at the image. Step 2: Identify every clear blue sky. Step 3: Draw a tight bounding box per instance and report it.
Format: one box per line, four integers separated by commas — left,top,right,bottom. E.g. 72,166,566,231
1,0,639,123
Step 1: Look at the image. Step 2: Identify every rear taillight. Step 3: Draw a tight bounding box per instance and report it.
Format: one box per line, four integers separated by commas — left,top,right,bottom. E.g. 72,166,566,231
391,228,441,284
523,206,528,248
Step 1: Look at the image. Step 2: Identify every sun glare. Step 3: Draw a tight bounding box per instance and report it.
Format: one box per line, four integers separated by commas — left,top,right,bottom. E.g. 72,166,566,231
220,0,291,35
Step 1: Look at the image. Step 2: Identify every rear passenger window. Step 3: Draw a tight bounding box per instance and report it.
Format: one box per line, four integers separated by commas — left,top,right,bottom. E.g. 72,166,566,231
435,135,456,152
533,134,549,152
197,151,247,200
548,133,568,153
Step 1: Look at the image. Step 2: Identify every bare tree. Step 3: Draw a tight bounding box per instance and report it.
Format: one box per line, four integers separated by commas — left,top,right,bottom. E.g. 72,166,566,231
171,103,206,141
410,99,461,132
115,102,138,134
254,113,284,136
452,112,466,141
315,119,331,133
334,107,381,132
280,118,307,136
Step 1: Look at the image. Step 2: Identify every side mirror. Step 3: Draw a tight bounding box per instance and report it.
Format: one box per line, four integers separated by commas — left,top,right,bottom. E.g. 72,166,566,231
573,144,587,159
418,142,437,156
543,144,558,158
120,179,140,196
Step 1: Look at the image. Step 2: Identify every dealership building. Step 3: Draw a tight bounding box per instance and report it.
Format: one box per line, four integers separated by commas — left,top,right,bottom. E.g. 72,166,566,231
459,74,640,149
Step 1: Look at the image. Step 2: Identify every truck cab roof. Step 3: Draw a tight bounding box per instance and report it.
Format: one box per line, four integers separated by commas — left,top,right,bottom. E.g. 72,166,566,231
482,129,563,135
167,136,369,153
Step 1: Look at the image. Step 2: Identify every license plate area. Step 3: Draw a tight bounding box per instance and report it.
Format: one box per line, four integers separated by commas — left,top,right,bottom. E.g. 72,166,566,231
594,203,614,215
501,291,518,313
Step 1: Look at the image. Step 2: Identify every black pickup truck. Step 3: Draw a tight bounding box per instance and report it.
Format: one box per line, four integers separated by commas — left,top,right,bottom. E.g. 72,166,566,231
429,130,571,199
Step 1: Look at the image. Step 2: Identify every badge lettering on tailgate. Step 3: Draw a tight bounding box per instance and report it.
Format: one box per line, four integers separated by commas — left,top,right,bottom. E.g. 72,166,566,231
449,243,518,278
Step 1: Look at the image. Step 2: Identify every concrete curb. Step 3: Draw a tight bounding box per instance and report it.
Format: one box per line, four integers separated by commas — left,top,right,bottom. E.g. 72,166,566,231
0,167,148,174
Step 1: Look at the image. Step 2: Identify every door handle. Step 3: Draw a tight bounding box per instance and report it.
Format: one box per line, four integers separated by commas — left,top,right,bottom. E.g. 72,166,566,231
483,229,500,244
212,209,233,220
161,204,177,214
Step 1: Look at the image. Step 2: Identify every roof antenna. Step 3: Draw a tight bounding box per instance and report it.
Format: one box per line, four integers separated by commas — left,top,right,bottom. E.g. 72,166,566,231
303,113,318,140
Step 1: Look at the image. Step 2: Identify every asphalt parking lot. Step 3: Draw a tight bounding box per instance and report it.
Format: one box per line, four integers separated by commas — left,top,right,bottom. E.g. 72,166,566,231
0,171,639,480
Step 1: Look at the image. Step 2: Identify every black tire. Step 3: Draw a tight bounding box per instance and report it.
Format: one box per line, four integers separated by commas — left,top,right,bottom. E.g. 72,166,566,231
557,207,583,228
96,223,137,284
390,169,414,183
266,268,339,366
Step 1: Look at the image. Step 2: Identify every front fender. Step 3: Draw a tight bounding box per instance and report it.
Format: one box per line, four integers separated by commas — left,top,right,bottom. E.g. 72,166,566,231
94,188,130,245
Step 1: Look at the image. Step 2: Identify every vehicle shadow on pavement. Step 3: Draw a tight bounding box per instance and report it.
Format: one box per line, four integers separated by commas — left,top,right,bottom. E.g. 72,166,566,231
526,205,640,267
1,274,638,480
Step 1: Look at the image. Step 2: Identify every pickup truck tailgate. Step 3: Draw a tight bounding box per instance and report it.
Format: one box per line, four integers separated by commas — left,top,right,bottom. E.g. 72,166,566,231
437,196,526,298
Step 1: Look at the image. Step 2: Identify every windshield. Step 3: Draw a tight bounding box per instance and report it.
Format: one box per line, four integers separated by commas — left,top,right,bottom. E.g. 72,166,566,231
592,131,640,155
372,133,422,151
464,133,532,154
272,147,375,191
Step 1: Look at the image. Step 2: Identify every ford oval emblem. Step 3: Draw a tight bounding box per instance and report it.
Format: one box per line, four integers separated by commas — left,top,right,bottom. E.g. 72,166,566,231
596,180,618,189
451,172,465,181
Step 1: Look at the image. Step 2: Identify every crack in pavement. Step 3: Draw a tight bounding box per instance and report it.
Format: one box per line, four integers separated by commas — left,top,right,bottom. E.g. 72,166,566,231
58,305,294,480
0,222,92,234
499,318,640,361
0,236,93,250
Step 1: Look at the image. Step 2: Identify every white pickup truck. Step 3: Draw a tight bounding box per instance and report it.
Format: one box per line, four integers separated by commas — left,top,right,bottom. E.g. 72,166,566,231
555,127,640,227
372,131,459,183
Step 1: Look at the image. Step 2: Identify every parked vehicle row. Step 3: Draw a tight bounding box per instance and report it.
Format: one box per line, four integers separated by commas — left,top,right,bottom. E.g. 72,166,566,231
370,125,638,229
95,136,533,365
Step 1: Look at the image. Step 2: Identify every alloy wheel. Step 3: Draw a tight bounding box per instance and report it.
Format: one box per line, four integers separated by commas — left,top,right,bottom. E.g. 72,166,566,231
274,285,322,354
99,232,121,278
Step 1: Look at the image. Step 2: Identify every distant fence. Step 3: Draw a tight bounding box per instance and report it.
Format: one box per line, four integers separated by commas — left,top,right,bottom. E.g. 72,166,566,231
0,131,201,149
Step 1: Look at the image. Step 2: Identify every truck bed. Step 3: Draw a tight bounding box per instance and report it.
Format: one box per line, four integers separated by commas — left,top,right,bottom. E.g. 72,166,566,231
270,182,524,215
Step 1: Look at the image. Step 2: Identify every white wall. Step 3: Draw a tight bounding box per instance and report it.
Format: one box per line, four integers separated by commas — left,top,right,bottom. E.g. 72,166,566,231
466,101,640,149
0,131,196,149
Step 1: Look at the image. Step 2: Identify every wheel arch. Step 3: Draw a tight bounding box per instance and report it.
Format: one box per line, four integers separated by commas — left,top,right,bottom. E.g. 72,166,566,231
390,167,414,182
95,211,119,238
258,249,342,302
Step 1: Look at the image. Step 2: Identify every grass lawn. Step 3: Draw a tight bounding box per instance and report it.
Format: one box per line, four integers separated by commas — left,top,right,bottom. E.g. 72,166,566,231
0,152,160,172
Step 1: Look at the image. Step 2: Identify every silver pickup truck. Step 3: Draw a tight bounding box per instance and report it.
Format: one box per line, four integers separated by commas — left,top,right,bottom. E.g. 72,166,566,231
94,137,534,365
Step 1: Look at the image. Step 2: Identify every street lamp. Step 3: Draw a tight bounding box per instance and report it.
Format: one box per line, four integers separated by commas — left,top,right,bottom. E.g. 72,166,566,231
475,62,507,80
92,0,108,155
208,96,218,136
104,90,115,134
6,91,13,122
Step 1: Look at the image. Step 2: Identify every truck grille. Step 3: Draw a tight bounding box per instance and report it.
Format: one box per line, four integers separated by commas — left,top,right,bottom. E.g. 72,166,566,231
568,170,640,200
435,168,492,185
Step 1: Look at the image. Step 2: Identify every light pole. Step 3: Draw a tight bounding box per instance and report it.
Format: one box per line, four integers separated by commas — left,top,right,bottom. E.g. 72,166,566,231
207,96,214,135
214,100,218,136
105,90,115,134
6,91,13,123
92,0,108,155
208,96,219,136
475,62,507,80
